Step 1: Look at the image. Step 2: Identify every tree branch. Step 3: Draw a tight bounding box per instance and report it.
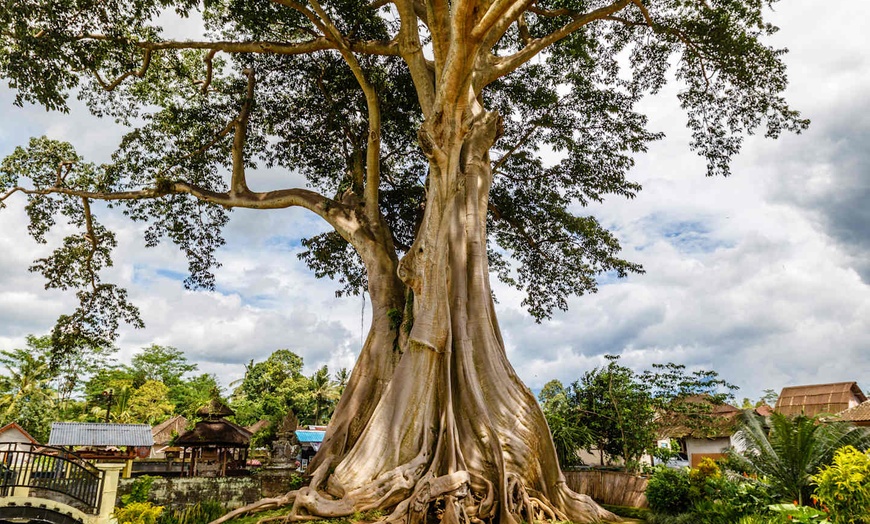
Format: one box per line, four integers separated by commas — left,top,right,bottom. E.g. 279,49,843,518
231,68,256,196
304,0,384,218
482,0,632,86
395,0,436,116
92,49,153,91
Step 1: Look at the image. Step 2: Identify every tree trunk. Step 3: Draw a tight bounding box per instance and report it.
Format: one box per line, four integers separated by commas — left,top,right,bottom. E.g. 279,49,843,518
216,104,616,524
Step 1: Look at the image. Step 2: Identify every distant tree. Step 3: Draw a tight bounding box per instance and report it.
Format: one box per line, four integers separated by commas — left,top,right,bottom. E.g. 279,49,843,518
128,380,175,425
24,335,119,413
572,356,656,470
230,350,313,427
334,368,350,397
171,373,222,418
760,388,779,407
0,347,58,441
310,366,340,425
568,356,737,471
538,380,591,469
129,345,196,388
730,412,870,505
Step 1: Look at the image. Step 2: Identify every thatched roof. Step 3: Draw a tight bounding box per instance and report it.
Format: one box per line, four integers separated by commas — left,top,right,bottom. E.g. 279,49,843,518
775,382,867,417
152,415,188,445
195,398,235,419
175,419,252,448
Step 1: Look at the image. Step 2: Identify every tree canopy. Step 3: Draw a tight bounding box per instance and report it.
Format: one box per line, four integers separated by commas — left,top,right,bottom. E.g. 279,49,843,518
0,0,807,522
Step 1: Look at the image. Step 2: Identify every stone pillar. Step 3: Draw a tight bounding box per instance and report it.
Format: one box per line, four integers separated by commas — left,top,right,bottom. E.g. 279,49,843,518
11,456,33,498
95,463,125,523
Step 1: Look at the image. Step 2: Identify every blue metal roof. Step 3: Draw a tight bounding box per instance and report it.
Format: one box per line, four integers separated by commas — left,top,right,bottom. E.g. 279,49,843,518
49,422,154,447
295,430,325,443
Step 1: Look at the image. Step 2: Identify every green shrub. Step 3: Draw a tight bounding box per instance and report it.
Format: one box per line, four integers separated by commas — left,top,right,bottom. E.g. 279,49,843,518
115,502,164,524
812,445,870,524
121,476,157,506
646,467,691,514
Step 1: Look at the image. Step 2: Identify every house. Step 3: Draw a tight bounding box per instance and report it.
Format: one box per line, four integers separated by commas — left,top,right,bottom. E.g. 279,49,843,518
150,415,188,459
833,401,870,427
656,397,775,469
775,382,867,417
0,422,39,446
657,398,743,468
47,422,154,478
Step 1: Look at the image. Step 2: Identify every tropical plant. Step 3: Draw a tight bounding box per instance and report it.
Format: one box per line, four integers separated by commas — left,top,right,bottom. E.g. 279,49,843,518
0,347,58,441
812,445,870,524
115,502,164,524
730,411,870,505
538,380,592,468
646,466,692,515
309,366,340,425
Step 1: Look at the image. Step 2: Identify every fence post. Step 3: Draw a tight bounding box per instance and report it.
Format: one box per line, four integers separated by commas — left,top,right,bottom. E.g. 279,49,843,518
94,463,124,523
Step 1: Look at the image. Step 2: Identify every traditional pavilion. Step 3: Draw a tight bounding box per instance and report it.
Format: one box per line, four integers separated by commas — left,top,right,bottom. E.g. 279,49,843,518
176,399,251,477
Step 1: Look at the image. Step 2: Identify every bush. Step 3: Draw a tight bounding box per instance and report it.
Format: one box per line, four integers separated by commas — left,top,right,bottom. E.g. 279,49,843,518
115,502,164,524
646,467,691,514
812,445,870,524
121,475,157,506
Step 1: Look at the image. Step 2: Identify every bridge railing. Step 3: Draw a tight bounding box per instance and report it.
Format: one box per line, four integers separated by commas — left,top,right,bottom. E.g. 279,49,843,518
0,442,104,514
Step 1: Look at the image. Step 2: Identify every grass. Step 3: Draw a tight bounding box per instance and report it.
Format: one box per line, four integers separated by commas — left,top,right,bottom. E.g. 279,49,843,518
223,508,385,524
601,504,651,522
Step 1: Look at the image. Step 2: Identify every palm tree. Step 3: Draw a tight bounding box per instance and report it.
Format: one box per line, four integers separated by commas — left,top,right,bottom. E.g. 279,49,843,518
730,411,870,505
334,368,350,396
0,349,56,417
310,366,339,425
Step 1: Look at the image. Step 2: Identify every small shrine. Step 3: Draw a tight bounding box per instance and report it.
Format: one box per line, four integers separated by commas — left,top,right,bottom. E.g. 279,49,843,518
176,399,251,477
270,412,301,466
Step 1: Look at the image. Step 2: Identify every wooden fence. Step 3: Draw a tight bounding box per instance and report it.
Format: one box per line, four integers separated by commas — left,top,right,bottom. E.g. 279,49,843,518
563,470,648,508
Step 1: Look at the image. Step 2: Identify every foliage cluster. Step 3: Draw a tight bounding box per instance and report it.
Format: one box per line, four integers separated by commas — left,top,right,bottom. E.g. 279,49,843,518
646,414,870,524
646,461,775,524
538,355,737,471
228,351,348,446
729,412,870,505
0,334,347,448
115,502,164,524
812,446,870,524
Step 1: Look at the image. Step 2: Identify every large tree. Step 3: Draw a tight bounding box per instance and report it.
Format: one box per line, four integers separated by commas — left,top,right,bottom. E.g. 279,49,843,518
0,0,806,521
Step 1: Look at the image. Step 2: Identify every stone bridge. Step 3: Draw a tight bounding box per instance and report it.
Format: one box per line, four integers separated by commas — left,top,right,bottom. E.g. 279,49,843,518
0,443,122,524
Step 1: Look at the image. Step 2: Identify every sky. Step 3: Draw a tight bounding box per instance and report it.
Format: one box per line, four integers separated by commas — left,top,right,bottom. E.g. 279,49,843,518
0,1,868,404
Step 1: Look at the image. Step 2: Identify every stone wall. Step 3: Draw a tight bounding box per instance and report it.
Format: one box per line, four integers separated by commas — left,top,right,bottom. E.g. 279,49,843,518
117,469,302,511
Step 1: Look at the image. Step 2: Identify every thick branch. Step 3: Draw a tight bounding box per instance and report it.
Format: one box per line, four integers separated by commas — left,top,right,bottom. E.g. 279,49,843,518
482,0,632,86
395,0,436,116
231,69,256,196
68,36,399,57
2,184,365,242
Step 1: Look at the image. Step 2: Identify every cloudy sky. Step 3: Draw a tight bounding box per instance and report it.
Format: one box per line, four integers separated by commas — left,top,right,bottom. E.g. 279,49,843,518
1,0,868,403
